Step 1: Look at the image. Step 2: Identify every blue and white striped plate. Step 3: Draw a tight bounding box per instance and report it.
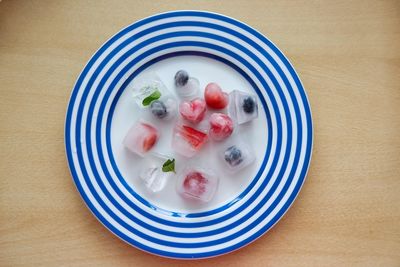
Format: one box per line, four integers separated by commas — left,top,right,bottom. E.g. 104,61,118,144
65,10,313,259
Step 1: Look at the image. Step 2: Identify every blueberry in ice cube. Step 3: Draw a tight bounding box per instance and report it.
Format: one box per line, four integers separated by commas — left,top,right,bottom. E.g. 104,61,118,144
174,70,189,87
242,96,256,114
224,146,243,166
150,100,167,118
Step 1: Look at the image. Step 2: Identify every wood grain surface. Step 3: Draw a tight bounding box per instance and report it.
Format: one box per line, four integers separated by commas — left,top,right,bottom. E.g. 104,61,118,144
1,0,399,266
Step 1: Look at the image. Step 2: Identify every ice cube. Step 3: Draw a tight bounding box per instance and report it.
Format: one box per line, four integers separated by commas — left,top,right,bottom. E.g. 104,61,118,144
150,96,177,120
228,90,258,124
209,113,234,141
176,167,219,202
174,70,200,99
123,120,159,157
179,98,207,124
132,72,168,108
139,166,171,192
221,142,255,172
171,123,208,157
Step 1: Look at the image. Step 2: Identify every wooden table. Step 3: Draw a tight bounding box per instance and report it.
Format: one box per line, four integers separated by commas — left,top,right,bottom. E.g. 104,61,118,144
1,1,399,266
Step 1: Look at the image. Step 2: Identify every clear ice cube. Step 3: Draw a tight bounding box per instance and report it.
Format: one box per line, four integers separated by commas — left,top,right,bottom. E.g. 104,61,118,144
139,166,171,192
171,123,208,157
123,120,159,157
220,142,255,172
132,72,168,108
228,90,258,124
179,98,207,124
176,167,219,202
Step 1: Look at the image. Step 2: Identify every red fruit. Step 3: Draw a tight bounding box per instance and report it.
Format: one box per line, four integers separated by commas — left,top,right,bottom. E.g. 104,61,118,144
181,125,208,149
183,171,207,196
179,98,207,123
204,83,228,109
209,113,234,141
141,123,158,151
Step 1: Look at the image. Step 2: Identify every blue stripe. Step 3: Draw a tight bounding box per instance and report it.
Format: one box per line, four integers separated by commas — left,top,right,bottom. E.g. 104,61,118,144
65,10,313,258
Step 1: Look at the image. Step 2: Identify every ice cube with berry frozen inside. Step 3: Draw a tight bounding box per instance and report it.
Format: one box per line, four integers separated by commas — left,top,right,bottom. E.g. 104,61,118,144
179,98,207,124
221,142,255,172
123,120,159,157
176,167,219,202
209,113,234,141
228,90,258,124
171,123,208,158
174,70,200,99
150,96,177,120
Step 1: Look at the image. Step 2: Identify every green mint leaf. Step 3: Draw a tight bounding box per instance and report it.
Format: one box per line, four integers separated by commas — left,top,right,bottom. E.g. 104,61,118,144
142,90,161,106
162,159,175,173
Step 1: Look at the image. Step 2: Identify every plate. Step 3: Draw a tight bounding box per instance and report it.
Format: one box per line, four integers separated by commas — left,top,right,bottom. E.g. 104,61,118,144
65,10,313,259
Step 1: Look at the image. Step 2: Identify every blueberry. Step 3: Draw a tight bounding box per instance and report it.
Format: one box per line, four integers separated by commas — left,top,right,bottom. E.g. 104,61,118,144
224,146,243,166
242,96,256,114
150,100,167,118
174,70,189,87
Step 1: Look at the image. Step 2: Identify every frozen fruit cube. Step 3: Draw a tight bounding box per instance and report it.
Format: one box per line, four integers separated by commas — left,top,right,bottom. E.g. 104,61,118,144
228,90,258,124
139,166,171,192
172,124,208,157
123,120,159,157
176,167,219,202
209,113,234,141
174,70,200,99
179,98,207,123
150,100,167,118
131,72,167,108
204,83,229,109
150,97,177,120
221,142,255,172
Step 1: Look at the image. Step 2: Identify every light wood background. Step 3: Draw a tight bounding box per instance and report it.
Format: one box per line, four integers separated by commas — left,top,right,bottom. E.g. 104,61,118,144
1,0,399,266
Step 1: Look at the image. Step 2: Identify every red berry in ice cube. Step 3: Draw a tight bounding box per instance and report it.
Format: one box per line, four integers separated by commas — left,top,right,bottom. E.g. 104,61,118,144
141,123,158,151
204,83,228,109
183,171,207,197
179,98,207,123
209,113,234,141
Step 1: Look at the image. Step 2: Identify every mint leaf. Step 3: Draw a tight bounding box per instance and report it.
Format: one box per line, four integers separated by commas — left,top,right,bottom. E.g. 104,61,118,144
142,90,161,106
162,159,175,173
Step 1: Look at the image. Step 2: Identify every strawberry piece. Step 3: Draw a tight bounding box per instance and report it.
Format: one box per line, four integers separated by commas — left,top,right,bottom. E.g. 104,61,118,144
180,125,207,149
204,83,228,109
140,123,158,151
